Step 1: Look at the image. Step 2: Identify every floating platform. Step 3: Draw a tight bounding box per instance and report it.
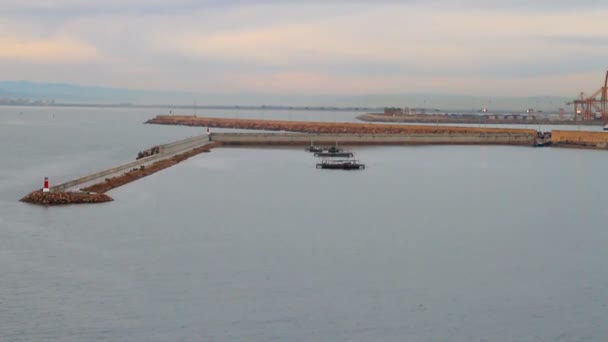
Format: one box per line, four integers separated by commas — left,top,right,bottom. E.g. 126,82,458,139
306,146,344,153
316,160,365,170
314,151,354,158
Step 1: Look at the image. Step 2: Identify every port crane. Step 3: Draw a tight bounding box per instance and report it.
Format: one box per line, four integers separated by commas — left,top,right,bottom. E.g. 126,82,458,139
569,70,608,121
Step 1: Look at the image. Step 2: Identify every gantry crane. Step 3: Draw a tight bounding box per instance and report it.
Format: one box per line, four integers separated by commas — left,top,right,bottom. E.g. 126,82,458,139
570,70,608,121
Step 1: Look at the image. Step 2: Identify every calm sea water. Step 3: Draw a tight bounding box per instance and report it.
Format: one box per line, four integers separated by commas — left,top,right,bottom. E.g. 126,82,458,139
1,106,607,341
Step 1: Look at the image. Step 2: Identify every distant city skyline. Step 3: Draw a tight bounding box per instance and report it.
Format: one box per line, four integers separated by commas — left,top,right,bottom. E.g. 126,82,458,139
0,80,572,111
1,1,607,98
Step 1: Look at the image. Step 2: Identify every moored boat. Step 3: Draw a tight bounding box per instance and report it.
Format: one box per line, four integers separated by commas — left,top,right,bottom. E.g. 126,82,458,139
316,159,365,170
314,151,354,158
326,146,343,153
305,146,323,152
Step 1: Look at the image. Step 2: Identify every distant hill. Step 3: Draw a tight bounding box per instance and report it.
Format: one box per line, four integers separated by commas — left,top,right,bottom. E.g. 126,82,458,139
0,80,571,111
0,81,197,104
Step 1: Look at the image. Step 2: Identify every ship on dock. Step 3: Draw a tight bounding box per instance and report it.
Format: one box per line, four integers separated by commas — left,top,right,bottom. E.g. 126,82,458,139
316,159,365,170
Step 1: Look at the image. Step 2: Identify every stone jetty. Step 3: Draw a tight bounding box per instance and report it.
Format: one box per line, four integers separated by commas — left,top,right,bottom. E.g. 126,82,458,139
21,142,217,206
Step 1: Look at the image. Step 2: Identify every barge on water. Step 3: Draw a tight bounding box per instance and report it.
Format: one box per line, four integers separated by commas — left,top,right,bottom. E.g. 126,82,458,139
314,151,354,158
316,160,365,170
306,145,345,153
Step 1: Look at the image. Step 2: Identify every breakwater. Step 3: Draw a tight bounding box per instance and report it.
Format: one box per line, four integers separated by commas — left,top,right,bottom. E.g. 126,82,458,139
22,135,215,206
81,143,216,193
50,134,211,192
146,115,537,136
551,130,608,149
22,117,608,206
211,132,535,146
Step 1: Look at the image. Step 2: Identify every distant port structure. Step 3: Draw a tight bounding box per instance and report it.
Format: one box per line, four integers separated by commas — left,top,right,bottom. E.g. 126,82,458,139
362,70,608,126
569,70,608,121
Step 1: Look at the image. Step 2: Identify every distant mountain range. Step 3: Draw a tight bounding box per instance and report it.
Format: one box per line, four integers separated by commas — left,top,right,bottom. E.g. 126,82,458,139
0,80,571,112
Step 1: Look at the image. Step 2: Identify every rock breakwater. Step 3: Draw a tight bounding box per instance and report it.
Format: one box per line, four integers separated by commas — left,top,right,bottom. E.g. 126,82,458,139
81,142,217,194
20,191,113,205
145,115,536,136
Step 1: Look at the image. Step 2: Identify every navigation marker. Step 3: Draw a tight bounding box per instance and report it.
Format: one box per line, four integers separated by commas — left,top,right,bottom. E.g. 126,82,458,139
43,177,50,193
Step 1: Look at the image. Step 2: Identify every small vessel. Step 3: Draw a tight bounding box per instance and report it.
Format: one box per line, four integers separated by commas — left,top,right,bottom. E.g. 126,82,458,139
316,160,365,170
534,131,553,147
604,124,608,131
314,151,354,158
325,146,343,153
305,146,323,153
305,141,324,153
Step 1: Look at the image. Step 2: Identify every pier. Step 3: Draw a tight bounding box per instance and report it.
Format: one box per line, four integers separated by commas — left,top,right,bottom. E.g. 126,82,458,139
21,134,215,205
210,132,535,146
51,135,213,192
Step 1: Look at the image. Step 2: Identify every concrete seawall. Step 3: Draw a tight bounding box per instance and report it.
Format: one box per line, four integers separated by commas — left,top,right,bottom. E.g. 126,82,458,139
211,132,535,146
159,134,210,155
551,130,608,149
51,134,211,192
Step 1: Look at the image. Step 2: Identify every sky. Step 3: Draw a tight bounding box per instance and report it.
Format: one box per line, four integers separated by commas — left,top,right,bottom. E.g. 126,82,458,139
1,0,608,98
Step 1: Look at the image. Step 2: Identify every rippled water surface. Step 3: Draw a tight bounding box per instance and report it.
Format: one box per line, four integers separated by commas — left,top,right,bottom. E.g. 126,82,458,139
1,106,607,341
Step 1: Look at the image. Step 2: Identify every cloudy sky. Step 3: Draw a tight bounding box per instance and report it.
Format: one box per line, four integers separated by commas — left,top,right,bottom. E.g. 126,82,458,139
1,0,607,97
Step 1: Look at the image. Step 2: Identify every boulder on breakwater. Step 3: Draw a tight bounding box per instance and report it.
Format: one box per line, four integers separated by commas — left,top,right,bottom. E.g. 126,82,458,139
20,190,113,205
136,145,160,160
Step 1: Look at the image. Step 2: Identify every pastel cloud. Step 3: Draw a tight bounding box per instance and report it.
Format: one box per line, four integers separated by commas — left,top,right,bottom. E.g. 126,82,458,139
1,1,607,97
0,36,103,63
159,7,608,67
